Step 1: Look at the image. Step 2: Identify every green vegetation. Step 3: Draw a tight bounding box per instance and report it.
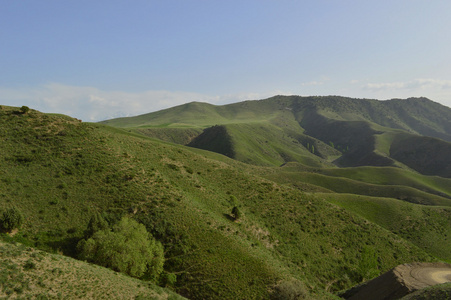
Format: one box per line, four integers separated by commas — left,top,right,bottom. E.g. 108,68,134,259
103,95,451,176
78,217,164,279
0,240,184,299
357,246,379,281
231,206,242,220
0,207,24,233
20,105,30,114
270,278,309,300
401,283,451,299
1,97,451,299
322,193,451,261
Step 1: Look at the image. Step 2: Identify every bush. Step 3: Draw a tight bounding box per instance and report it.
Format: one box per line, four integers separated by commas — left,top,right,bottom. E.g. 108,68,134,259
78,217,164,280
160,272,177,287
0,207,24,232
231,206,242,220
20,106,30,114
84,212,109,238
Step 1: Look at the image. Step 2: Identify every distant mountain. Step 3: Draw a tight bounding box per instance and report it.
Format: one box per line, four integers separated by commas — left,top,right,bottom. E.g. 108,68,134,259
102,96,451,177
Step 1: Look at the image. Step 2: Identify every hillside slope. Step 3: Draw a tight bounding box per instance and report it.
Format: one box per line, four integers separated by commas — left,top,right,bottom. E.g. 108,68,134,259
101,96,451,178
0,240,184,299
0,105,439,299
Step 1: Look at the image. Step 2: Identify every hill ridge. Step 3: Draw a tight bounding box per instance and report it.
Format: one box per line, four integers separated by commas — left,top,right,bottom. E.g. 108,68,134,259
101,95,451,177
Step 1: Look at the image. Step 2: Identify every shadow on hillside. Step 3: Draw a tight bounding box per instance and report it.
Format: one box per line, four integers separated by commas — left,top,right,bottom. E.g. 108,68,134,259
44,236,81,258
223,213,235,221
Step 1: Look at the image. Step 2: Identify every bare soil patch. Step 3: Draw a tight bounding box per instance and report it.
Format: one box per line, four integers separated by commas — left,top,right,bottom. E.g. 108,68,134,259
342,262,451,300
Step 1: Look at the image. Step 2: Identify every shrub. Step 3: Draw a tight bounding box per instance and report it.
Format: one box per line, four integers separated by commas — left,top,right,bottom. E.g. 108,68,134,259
20,106,30,114
0,207,24,232
160,272,177,287
23,259,36,270
231,206,242,220
84,212,109,238
78,217,164,280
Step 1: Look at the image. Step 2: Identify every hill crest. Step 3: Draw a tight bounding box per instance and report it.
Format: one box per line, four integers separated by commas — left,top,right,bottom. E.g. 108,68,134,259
102,95,451,177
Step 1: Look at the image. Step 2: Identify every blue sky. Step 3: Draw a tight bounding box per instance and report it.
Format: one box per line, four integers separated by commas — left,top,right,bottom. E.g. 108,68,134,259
1,1,451,121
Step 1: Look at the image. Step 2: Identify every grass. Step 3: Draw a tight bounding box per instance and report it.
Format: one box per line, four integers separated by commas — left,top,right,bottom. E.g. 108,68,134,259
0,240,185,299
322,193,451,262
102,96,451,178
0,104,446,299
319,166,451,199
401,283,451,299
262,167,451,206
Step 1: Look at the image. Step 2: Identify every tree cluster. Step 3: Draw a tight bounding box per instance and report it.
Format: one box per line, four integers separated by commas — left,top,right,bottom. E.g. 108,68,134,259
77,215,164,280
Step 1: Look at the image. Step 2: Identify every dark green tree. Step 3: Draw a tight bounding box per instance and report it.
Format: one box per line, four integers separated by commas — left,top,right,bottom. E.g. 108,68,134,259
231,206,242,220
20,106,30,114
78,217,164,279
84,212,109,238
0,207,24,232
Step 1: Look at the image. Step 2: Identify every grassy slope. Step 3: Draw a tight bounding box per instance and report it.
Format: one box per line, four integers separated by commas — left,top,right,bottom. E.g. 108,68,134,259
390,133,451,178
0,240,184,299
319,166,451,200
401,283,451,299
321,193,451,262
0,106,437,299
100,100,283,129
103,96,451,141
262,167,451,207
101,96,451,176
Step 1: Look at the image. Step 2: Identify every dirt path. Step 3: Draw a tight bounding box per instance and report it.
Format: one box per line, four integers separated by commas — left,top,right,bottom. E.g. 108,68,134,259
345,263,451,300
407,266,451,287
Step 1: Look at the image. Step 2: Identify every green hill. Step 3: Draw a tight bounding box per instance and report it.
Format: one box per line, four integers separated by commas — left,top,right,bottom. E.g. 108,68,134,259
1,105,444,299
102,96,451,177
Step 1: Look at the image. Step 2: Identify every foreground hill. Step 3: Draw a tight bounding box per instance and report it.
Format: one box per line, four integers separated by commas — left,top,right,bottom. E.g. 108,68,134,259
0,240,184,299
102,96,451,178
1,105,445,299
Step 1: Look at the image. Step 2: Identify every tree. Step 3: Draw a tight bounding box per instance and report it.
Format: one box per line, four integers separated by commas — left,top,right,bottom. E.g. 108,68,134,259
78,217,164,279
231,206,242,220
0,207,24,232
20,106,30,114
84,212,109,238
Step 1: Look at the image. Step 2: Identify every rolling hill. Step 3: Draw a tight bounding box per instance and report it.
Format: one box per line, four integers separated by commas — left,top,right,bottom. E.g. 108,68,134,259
102,95,451,177
1,99,451,299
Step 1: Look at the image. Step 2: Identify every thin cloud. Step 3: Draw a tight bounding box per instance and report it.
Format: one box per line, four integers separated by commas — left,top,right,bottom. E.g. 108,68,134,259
301,81,324,87
364,78,451,91
0,83,284,121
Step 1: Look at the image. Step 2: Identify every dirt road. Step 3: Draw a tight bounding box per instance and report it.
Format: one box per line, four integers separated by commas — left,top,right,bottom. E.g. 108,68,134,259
345,262,451,300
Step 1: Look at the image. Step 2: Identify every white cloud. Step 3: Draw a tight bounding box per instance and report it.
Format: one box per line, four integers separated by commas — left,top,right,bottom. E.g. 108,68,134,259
346,78,451,108
0,83,283,121
364,78,451,91
301,81,324,87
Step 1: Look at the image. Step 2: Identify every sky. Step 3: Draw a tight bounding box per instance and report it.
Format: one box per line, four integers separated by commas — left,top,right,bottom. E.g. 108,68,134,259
1,1,451,121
